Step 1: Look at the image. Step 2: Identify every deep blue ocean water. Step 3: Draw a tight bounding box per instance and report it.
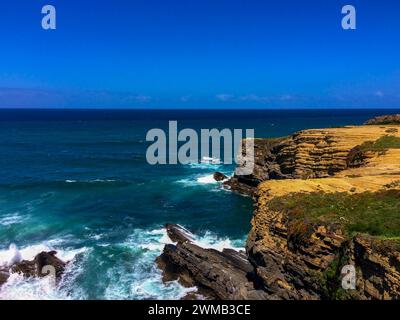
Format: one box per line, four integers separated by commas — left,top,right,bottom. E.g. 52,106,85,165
0,108,398,299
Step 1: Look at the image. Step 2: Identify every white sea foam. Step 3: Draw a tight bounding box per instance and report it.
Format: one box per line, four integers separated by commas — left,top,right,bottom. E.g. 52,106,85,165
201,156,221,165
196,174,217,184
102,225,243,300
178,173,230,187
185,157,222,170
0,241,88,300
0,226,244,300
0,272,71,300
65,179,117,183
0,212,26,226
192,231,245,251
100,228,196,300
0,242,85,266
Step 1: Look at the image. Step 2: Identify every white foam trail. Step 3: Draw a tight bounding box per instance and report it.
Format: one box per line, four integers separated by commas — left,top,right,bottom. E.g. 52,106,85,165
101,228,197,300
0,242,85,266
196,174,217,184
201,157,221,165
0,272,70,300
103,226,243,300
65,179,116,183
0,213,26,226
0,244,22,267
186,157,222,170
192,231,245,252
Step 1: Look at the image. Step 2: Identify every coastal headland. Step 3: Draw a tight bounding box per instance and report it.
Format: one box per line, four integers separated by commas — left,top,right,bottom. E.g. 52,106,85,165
158,115,400,300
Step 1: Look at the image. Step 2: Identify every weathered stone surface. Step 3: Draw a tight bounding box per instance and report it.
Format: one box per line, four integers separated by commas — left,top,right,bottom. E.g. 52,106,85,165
351,235,400,300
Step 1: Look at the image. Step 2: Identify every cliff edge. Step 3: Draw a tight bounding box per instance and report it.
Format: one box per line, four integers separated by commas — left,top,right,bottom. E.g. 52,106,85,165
158,119,400,300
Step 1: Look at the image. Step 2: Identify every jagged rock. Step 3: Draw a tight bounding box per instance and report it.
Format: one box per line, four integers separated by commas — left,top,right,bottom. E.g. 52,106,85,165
165,224,194,244
10,251,66,279
0,251,67,288
213,172,228,182
364,114,400,125
157,226,270,300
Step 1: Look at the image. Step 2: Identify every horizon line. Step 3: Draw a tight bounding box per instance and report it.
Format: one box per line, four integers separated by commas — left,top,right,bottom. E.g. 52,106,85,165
1,107,400,111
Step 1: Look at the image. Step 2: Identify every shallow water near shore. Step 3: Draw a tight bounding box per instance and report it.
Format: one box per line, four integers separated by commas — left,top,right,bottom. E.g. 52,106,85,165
0,108,398,299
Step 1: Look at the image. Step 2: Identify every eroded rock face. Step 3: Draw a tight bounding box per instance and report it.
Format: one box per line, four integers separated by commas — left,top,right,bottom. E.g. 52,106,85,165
351,236,400,300
224,138,288,196
247,194,345,299
226,126,400,195
247,188,400,300
157,224,270,300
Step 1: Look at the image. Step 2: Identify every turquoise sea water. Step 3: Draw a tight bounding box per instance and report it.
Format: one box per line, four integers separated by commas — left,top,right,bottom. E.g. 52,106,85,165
0,109,398,299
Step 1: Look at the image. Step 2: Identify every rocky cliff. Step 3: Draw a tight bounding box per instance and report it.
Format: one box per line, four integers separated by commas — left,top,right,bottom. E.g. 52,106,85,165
226,125,400,195
158,121,400,300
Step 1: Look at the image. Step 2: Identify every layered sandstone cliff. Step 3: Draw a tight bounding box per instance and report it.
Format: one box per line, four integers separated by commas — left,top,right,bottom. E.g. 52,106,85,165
158,121,400,300
226,125,400,195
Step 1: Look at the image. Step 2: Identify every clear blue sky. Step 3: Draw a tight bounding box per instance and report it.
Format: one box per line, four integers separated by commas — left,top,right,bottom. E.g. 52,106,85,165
1,0,400,108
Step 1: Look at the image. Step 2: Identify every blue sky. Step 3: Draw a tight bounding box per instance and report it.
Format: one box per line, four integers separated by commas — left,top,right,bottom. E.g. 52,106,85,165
1,0,400,108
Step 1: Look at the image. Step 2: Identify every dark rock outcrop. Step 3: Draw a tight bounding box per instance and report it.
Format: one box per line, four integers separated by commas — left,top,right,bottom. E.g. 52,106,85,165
165,223,194,244
0,251,67,287
0,268,9,287
213,172,228,182
11,251,66,279
224,137,288,196
364,114,400,125
157,224,270,300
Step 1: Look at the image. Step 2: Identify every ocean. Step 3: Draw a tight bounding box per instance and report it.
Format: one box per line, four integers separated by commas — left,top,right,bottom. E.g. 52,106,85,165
0,108,398,300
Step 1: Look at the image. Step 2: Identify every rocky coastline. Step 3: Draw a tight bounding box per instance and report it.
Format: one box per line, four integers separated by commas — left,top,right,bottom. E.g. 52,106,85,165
157,115,400,300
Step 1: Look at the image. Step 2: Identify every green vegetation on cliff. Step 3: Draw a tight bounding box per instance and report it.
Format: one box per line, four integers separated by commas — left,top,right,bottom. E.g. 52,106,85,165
269,189,400,241
358,135,400,153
